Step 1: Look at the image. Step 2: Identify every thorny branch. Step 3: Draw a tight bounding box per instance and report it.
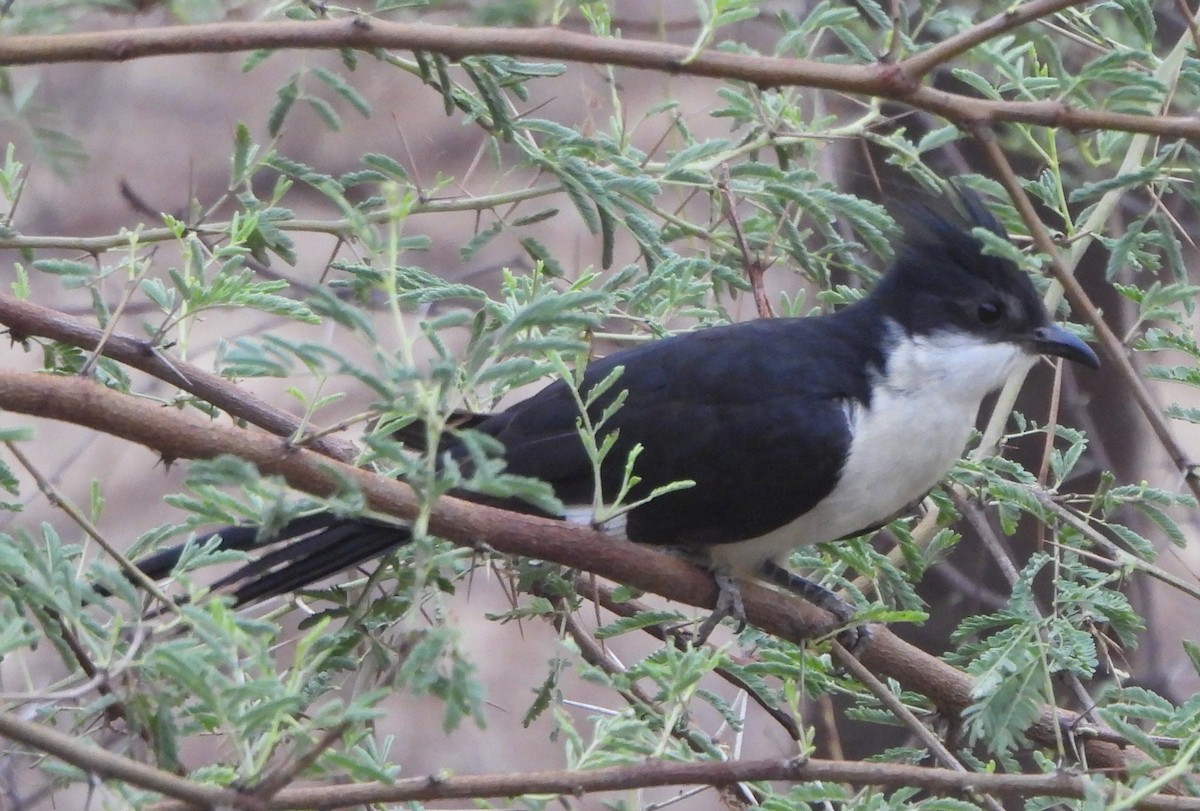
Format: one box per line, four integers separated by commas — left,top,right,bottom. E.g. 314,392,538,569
0,370,1142,777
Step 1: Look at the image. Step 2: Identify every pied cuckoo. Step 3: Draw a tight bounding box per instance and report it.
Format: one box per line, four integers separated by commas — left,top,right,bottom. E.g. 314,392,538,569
134,191,1100,641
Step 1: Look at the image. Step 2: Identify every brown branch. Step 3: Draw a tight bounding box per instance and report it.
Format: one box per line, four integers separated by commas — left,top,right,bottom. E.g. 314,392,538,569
0,709,258,810
0,292,358,463
0,17,1198,141
0,370,1136,774
151,755,1200,811
2,679,1187,811
902,0,1082,79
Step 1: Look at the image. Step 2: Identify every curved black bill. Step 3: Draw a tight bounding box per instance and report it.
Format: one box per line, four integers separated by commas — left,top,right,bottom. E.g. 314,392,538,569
1033,324,1100,369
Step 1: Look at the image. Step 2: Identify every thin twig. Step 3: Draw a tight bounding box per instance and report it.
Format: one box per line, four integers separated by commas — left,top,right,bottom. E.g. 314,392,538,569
1030,488,1200,603
0,709,257,810
954,492,1100,732
78,248,156,378
902,0,1084,79
718,173,775,319
5,442,177,612
0,183,563,253
584,577,803,741
250,723,351,803
971,124,1200,503
831,644,1008,811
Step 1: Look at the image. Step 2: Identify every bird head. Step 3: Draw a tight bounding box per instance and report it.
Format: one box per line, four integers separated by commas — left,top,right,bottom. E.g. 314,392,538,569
873,189,1099,379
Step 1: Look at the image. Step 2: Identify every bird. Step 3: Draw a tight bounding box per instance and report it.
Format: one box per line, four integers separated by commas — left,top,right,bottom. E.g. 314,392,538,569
132,189,1100,644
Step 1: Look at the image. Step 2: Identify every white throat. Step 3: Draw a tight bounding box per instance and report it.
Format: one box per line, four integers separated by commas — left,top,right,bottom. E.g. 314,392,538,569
877,321,1035,402
708,323,1035,572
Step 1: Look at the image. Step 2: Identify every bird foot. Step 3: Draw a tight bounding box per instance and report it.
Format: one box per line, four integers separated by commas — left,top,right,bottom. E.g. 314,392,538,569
759,560,873,655
692,567,746,644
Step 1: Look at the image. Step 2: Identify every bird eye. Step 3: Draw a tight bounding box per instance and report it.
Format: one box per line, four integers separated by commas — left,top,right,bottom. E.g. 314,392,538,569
977,301,1004,325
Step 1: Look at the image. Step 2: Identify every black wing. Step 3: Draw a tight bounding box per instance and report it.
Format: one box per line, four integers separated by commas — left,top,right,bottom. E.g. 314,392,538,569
470,314,880,547
134,310,882,601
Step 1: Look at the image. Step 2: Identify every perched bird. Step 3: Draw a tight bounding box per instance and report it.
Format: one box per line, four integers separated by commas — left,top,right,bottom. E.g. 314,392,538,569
134,190,1099,641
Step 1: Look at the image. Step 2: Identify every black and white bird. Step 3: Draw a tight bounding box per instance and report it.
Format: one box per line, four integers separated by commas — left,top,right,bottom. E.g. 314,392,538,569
134,191,1099,639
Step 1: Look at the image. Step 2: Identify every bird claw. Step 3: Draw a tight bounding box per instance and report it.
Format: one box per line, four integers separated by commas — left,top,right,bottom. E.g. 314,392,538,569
835,622,873,657
687,563,875,655
758,560,874,656
693,568,746,643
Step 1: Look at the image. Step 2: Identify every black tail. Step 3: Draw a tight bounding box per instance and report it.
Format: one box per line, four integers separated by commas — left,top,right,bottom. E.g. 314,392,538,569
134,514,411,606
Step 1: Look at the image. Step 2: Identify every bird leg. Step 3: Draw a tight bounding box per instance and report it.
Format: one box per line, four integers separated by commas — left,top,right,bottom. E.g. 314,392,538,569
692,566,746,643
759,560,872,653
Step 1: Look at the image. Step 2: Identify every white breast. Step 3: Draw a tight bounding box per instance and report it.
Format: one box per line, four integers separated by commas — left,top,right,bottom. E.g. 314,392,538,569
708,325,1036,573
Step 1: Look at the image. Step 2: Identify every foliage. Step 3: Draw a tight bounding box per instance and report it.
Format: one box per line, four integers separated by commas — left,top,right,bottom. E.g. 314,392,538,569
1,0,1199,808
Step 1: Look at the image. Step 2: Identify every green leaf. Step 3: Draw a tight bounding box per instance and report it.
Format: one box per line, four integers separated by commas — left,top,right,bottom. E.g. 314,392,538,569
962,626,1043,753
595,611,686,639
361,153,408,181
519,237,565,277
312,66,372,118
1164,403,1200,424
267,75,299,137
140,277,175,310
231,122,255,182
0,426,35,443
1069,150,1169,203
304,95,341,131
460,219,504,261
662,138,733,179
32,259,93,278
511,207,559,227
1137,501,1187,547
1107,522,1156,560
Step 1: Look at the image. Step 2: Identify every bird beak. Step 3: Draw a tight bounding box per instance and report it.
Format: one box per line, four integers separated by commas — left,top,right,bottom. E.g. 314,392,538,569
1031,324,1100,369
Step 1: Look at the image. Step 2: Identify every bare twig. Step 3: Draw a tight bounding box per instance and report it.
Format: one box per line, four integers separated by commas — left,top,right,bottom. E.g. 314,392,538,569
5,442,177,610
0,184,563,252
1030,489,1200,604
832,644,1007,811
902,0,1083,79
583,577,803,741
954,493,1101,733
249,723,351,803
718,175,775,319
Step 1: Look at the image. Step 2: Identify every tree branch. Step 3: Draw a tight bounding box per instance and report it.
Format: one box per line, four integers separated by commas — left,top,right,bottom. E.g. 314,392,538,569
902,0,1081,79
0,370,1135,772
0,183,562,252
0,709,256,810
0,292,358,463
1,15,1198,141
149,755,1200,811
